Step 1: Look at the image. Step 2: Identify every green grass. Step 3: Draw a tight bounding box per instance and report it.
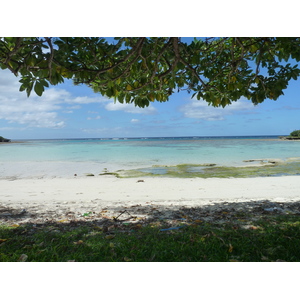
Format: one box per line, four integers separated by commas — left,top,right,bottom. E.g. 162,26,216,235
1,215,300,262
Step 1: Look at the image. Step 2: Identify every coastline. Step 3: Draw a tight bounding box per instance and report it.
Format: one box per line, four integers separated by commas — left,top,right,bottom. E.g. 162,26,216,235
1,136,300,225
1,175,300,225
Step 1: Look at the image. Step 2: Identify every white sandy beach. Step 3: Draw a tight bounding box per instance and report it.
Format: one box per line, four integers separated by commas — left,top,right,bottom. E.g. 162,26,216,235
1,175,300,224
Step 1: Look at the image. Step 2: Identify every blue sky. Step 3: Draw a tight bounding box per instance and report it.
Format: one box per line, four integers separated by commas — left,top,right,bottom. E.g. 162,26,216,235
1,42,300,140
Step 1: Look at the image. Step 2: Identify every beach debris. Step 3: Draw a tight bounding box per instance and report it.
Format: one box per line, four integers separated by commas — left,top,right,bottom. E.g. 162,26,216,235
58,219,68,223
1,199,300,234
0,209,27,218
85,173,95,176
275,259,287,262
18,254,28,262
19,209,27,215
0,212,12,217
263,207,283,212
74,174,77,176
81,212,92,217
112,210,136,222
137,180,144,183
124,257,132,262
73,240,84,245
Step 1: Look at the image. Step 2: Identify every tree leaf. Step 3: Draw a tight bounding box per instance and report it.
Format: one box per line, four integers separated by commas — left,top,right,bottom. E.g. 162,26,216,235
34,82,44,96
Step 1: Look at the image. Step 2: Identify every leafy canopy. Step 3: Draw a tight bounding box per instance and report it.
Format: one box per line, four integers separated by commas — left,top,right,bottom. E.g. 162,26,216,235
1,37,300,107
290,130,300,137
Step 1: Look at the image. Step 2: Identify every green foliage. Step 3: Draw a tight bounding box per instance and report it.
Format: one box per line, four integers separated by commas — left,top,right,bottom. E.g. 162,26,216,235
1,37,300,107
0,136,10,142
290,130,300,137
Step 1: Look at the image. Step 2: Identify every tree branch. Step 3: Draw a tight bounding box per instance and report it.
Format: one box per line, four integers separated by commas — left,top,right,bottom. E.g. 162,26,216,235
45,37,54,83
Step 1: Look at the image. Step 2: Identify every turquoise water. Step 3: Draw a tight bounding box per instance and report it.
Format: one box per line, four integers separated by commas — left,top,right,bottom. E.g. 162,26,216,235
1,136,300,177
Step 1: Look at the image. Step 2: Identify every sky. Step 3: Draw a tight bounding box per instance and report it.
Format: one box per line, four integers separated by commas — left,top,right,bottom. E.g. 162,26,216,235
1,0,300,141
1,58,300,140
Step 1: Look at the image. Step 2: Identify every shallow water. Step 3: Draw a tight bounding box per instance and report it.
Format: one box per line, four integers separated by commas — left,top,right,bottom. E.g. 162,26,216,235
1,136,300,178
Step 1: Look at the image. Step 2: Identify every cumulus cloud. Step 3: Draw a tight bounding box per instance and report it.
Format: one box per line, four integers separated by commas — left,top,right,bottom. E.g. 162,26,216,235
179,98,256,120
0,69,157,130
0,87,65,128
105,101,156,115
0,70,105,129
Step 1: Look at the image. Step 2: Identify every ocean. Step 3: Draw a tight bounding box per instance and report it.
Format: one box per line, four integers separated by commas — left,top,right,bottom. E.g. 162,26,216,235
1,136,300,178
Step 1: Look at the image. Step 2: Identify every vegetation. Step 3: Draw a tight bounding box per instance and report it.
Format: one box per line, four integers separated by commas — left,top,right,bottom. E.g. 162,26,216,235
0,136,10,142
1,214,300,262
103,159,300,178
290,130,300,137
1,37,300,108
280,130,300,140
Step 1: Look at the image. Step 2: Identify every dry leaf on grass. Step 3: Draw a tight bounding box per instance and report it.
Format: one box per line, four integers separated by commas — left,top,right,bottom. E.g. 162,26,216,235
73,240,84,245
18,254,28,262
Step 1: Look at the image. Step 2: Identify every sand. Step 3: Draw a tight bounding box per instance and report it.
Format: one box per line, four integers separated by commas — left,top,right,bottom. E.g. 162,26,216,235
1,175,300,225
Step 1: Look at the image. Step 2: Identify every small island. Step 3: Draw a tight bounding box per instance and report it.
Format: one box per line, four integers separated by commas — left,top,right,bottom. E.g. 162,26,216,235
279,130,300,140
0,136,11,142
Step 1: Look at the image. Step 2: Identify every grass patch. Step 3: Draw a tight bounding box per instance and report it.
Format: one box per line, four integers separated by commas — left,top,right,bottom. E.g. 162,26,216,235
1,215,300,262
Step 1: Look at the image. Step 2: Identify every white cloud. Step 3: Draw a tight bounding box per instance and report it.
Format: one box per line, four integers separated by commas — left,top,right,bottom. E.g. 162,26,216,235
131,119,139,123
0,70,105,129
7,112,65,128
87,115,101,120
0,92,65,129
105,101,156,115
0,69,158,131
0,126,23,131
65,95,102,104
180,98,256,120
81,126,123,135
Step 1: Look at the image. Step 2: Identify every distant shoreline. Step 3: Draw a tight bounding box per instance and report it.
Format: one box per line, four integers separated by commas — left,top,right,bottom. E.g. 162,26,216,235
5,135,283,142
0,141,27,144
279,136,300,140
